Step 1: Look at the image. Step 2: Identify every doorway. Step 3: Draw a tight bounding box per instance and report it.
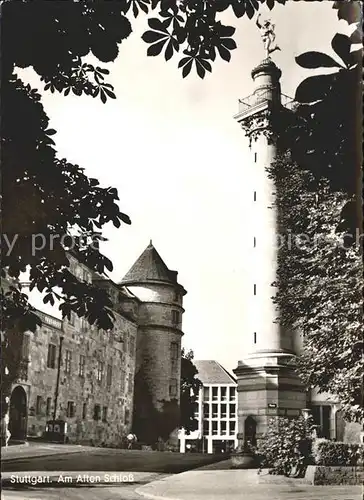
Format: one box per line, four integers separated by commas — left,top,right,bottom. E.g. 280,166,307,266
244,416,257,446
9,386,28,440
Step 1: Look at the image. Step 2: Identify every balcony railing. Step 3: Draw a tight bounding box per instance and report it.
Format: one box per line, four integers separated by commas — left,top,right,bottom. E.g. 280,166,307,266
238,91,296,114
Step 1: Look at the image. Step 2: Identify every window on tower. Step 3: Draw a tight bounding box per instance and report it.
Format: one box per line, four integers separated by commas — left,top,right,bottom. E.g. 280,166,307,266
254,332,257,344
254,284,257,295
253,236,256,248
172,310,180,324
254,152,257,162
253,191,257,201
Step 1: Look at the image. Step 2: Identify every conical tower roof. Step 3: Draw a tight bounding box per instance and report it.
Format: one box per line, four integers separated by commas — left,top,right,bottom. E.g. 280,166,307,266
121,241,183,289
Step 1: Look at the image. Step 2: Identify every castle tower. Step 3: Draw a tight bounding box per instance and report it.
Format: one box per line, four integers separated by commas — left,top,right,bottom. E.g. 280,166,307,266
233,58,306,444
120,241,186,445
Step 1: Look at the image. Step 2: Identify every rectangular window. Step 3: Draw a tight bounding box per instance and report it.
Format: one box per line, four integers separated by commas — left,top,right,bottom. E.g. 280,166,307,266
253,332,257,344
253,236,256,248
97,361,104,382
82,403,87,420
64,350,72,374
230,387,236,401
47,344,57,368
203,386,210,401
36,396,42,415
120,370,126,392
220,421,227,435
125,408,130,425
106,364,112,388
220,387,227,401
229,421,236,435
203,420,209,436
169,378,178,398
79,355,86,377
254,152,257,163
21,334,30,360
253,190,257,200
212,387,218,401
129,336,135,355
203,403,209,419
221,404,227,418
128,376,133,394
81,318,88,333
46,397,52,417
102,406,108,422
93,404,101,421
229,404,236,418
67,401,75,418
212,421,218,435
172,310,180,324
174,290,180,302
254,284,256,295
212,404,218,418
171,341,179,371
171,341,179,360
69,312,75,326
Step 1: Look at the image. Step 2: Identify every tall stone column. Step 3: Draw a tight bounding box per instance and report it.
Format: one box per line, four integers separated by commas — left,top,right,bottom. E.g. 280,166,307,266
233,58,306,445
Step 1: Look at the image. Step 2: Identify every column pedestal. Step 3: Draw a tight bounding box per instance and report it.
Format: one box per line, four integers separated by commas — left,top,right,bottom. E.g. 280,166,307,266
234,353,306,446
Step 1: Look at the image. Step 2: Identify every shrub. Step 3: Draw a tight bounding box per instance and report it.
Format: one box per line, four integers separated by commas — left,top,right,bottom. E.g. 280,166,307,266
312,438,363,466
257,415,314,476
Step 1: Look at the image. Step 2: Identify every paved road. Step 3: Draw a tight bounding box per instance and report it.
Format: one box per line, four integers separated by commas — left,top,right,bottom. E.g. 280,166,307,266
3,485,143,500
2,448,224,474
137,470,362,500
2,472,165,500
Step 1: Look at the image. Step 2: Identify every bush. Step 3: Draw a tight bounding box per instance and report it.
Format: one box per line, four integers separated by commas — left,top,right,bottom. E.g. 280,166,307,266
257,415,314,476
312,438,363,466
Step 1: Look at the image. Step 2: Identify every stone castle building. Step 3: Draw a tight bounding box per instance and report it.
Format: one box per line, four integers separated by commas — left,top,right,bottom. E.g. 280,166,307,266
7,242,186,447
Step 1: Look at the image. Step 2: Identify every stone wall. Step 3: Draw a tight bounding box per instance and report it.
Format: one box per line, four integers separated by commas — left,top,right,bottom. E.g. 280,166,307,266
305,465,364,485
23,307,137,447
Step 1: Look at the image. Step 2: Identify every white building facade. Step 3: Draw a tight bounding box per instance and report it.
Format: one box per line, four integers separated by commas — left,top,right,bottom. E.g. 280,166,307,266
179,360,238,454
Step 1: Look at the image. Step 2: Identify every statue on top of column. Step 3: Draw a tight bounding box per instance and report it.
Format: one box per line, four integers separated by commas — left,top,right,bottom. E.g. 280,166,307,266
256,14,281,58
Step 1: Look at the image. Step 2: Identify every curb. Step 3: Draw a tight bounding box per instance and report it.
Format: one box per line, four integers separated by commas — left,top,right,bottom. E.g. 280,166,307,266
136,486,179,500
136,476,180,500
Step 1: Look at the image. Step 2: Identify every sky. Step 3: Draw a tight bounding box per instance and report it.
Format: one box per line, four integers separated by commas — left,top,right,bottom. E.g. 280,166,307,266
23,2,351,373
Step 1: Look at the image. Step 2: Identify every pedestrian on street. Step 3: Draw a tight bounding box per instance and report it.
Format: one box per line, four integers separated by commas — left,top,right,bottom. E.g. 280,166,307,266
127,432,136,450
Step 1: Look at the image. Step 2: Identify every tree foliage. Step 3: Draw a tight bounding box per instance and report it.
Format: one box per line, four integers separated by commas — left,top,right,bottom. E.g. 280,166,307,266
180,348,202,433
1,0,289,389
0,0,361,426
269,153,363,422
257,415,314,476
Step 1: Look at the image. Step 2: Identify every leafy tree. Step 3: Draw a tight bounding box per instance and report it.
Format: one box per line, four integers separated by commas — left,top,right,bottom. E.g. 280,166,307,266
1,0,285,421
269,153,363,423
257,415,314,476
180,348,202,433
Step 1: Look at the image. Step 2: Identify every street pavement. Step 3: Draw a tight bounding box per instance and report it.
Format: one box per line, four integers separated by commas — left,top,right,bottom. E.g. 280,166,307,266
2,442,97,462
1,471,167,500
2,445,362,500
136,470,363,500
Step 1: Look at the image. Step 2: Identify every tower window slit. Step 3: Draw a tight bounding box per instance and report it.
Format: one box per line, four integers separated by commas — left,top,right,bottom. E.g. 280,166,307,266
253,191,257,201
253,236,256,248
253,284,256,295
254,152,257,163
253,332,257,344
